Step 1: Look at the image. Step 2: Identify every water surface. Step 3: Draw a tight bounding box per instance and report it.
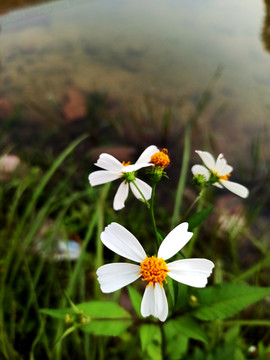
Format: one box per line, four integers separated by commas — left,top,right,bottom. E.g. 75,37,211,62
0,0,269,160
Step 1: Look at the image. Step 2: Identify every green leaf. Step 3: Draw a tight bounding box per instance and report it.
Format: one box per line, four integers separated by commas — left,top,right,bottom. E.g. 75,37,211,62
77,301,131,319
165,315,208,344
166,276,175,306
77,301,132,336
82,319,131,336
41,301,132,337
157,229,164,244
188,205,214,231
224,325,240,343
128,286,142,317
40,308,68,320
193,283,270,321
174,283,189,311
139,324,162,360
164,321,189,360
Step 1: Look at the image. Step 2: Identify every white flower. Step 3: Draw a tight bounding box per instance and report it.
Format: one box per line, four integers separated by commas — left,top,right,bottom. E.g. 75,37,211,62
96,222,214,322
191,150,249,198
89,145,159,210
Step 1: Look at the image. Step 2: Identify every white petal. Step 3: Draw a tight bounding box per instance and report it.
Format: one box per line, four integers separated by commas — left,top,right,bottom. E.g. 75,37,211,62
191,165,210,180
195,150,216,170
158,222,193,261
213,182,223,188
95,153,123,172
141,283,168,322
123,162,152,173
96,263,140,293
101,222,147,263
167,259,214,288
154,284,168,322
215,154,233,175
141,284,154,318
130,178,152,201
88,170,120,186
217,165,233,176
135,145,159,164
214,153,226,172
219,165,233,176
113,182,129,210
220,180,249,198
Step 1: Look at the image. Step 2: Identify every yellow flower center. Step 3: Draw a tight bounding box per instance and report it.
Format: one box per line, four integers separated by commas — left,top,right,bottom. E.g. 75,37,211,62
150,148,170,167
139,256,169,289
216,172,231,181
122,161,131,167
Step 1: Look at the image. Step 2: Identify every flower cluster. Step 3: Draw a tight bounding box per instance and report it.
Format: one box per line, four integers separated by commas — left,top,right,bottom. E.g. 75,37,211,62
88,146,249,322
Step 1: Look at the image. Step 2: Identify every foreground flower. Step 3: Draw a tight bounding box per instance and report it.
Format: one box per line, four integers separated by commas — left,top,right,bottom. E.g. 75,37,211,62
96,222,214,321
191,150,249,198
89,145,159,210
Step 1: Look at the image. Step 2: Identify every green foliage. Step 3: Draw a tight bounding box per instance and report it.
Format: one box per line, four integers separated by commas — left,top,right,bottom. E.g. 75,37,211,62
139,324,162,360
127,286,142,317
41,301,132,337
1,105,270,360
164,321,189,360
188,205,214,231
166,316,208,344
189,344,246,360
192,283,270,321
78,302,131,336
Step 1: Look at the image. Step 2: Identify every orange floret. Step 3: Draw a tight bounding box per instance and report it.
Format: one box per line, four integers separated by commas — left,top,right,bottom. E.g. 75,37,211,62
150,148,170,167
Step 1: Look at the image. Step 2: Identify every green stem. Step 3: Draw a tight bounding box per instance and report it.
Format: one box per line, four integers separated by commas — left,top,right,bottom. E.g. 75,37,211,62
130,180,150,208
235,253,270,281
95,183,111,299
160,324,166,360
149,182,160,249
171,124,191,229
186,187,206,258
224,320,270,326
183,194,201,220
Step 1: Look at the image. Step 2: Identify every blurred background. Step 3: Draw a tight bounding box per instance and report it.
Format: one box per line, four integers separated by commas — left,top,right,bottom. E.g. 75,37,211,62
1,1,270,359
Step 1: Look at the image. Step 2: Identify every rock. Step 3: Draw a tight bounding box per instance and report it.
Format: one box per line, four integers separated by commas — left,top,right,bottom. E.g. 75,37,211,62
62,88,87,122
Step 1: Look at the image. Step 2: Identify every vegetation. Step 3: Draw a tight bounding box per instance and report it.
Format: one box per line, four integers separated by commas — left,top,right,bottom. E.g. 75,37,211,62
1,89,270,360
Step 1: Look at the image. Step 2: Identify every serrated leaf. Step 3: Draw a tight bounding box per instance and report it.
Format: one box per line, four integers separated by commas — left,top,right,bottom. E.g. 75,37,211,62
193,283,270,321
128,286,142,317
188,205,214,231
165,316,208,344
